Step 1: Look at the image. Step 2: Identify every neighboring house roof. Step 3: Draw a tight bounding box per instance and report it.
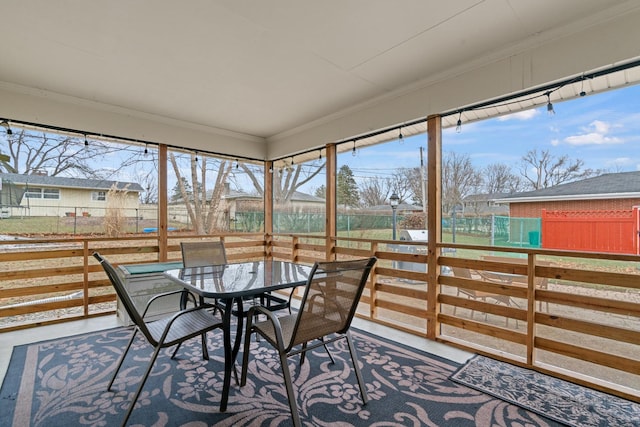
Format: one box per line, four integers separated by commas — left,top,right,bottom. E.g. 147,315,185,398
287,191,325,203
464,192,511,203
495,171,640,203
463,193,510,216
0,173,144,192
172,189,324,204
221,189,260,200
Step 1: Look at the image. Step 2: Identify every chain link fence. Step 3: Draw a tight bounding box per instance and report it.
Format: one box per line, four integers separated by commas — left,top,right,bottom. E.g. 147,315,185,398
0,206,542,247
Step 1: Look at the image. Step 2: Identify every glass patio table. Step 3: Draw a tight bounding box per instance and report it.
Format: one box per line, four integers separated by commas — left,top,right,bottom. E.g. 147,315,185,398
164,259,313,412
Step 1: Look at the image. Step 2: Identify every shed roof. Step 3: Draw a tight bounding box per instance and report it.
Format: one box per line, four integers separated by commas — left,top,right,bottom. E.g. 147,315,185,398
496,171,640,203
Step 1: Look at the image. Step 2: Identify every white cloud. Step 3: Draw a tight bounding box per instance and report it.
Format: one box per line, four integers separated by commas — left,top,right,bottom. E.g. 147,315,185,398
497,109,540,121
550,139,560,146
591,120,610,133
564,120,622,146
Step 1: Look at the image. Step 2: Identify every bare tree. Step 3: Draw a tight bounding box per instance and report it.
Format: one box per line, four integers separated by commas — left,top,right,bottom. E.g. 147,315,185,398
241,162,324,204
169,152,232,234
138,169,158,204
358,167,423,208
442,152,482,214
483,163,523,194
520,148,602,190
359,176,390,207
1,129,117,177
402,167,424,206
388,168,417,205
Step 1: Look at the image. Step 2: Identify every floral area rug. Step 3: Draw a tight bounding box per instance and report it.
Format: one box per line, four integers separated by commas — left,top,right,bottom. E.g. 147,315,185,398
450,354,640,427
0,326,565,427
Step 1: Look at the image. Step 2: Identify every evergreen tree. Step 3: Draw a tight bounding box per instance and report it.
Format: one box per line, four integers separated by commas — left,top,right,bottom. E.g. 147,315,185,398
337,165,360,208
171,177,192,202
314,185,326,199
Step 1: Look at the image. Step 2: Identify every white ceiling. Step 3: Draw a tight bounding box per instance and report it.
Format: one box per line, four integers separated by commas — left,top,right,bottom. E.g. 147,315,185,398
1,0,640,158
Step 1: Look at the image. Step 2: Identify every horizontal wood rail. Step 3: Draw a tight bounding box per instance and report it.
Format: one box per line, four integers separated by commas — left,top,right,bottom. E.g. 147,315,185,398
1,233,639,402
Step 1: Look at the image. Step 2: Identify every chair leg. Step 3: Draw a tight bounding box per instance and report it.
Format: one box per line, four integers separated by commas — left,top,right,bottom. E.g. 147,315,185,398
299,342,307,365
321,337,335,364
201,332,209,359
171,332,209,360
240,323,254,387
171,342,181,359
345,332,368,405
299,339,334,365
120,345,163,427
279,350,302,427
538,299,549,312
179,291,189,310
507,297,520,328
108,328,138,391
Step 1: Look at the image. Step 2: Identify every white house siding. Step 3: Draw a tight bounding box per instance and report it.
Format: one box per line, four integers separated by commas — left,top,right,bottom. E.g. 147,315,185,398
9,187,139,218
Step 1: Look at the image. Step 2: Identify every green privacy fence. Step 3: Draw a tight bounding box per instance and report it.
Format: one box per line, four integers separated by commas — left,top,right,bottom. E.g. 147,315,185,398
492,215,542,247
442,215,541,247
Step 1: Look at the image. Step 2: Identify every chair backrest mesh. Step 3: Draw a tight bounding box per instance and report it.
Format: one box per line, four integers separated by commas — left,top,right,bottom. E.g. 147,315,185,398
93,252,155,343
181,241,227,268
452,266,472,279
290,257,376,348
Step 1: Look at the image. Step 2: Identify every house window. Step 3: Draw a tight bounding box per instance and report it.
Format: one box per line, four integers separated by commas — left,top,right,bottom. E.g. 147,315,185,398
43,189,60,199
25,187,43,199
92,191,106,201
25,187,61,199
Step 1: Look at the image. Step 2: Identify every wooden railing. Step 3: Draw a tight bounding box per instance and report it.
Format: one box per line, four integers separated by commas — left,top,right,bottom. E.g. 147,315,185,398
1,232,639,402
0,233,267,330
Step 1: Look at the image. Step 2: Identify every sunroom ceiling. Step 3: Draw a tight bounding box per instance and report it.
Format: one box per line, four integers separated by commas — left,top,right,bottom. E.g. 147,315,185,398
1,1,640,160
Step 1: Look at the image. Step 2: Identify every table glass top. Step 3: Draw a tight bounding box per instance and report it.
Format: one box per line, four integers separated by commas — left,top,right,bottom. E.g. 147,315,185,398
164,260,313,298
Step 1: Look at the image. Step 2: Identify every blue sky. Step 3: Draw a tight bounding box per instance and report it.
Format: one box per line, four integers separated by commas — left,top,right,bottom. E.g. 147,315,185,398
449,83,640,173
327,82,640,193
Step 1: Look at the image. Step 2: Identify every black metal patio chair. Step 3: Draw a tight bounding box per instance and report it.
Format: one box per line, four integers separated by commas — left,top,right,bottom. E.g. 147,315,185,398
93,252,223,427
240,257,377,427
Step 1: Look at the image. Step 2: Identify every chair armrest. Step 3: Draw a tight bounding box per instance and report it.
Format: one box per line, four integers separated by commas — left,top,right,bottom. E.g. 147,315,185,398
247,304,281,323
246,305,288,348
476,270,513,284
142,289,197,318
260,292,289,311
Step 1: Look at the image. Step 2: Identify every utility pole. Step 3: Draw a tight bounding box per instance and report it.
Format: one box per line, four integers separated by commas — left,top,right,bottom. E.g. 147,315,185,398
420,146,427,213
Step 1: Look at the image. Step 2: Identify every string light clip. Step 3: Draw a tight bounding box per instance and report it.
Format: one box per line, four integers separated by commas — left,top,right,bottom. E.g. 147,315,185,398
545,92,555,116
456,111,463,133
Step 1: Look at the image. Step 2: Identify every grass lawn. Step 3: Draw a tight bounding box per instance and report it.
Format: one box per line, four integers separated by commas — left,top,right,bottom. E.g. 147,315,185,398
0,216,180,236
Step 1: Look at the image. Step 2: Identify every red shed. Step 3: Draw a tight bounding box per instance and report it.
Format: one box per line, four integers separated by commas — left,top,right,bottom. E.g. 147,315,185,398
495,171,640,254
